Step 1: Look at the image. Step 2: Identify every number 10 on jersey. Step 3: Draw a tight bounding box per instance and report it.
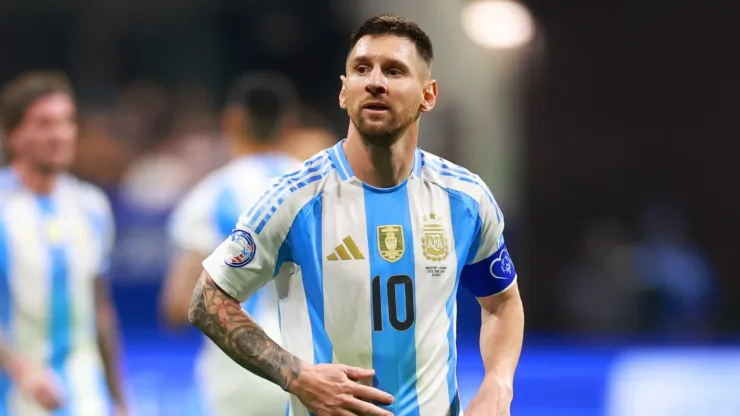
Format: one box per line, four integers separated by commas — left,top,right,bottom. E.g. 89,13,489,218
371,274,415,332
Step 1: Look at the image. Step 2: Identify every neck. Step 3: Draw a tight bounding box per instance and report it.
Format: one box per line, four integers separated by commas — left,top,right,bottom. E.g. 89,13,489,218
11,159,59,195
343,123,418,188
230,137,279,159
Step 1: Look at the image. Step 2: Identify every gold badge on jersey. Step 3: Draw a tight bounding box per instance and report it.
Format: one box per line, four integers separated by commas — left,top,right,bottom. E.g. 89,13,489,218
377,225,404,263
45,219,63,243
421,212,449,262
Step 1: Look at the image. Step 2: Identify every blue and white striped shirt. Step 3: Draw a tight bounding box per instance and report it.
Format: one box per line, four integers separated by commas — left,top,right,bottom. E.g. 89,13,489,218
168,152,299,408
0,168,114,416
204,141,517,416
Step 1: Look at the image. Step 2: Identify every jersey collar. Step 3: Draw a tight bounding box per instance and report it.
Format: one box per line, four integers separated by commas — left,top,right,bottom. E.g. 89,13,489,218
328,139,423,181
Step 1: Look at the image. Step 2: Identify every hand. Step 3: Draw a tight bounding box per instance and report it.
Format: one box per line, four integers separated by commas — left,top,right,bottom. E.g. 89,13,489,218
465,376,513,416
112,403,129,416
14,362,65,411
288,363,394,416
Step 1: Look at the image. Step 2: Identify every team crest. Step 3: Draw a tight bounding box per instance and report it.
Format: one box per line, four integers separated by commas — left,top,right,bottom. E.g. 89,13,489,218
377,225,405,263
224,230,257,268
46,219,63,243
421,213,450,262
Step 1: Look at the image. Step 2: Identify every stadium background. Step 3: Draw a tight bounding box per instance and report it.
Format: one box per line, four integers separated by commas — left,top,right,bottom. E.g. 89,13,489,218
2,0,739,415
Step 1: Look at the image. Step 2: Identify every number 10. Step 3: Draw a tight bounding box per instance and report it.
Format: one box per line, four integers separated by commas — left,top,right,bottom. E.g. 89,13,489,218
371,274,415,332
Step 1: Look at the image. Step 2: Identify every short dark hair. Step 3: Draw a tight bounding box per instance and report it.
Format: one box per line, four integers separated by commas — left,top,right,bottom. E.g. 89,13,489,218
0,70,74,136
226,72,299,143
350,14,434,65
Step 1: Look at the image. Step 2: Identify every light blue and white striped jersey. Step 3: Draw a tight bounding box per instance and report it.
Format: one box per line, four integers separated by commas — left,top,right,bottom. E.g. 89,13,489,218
168,152,299,411
203,141,517,416
0,167,114,416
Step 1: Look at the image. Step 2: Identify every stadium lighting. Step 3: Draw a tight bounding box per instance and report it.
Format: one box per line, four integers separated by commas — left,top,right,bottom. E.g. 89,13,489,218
461,0,535,50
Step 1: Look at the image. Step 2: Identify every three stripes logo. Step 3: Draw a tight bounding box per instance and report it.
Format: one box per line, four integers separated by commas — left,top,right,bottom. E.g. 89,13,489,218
327,236,365,261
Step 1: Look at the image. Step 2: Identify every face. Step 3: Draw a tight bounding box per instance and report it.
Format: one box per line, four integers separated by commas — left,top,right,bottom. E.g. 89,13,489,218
9,93,78,173
340,35,437,146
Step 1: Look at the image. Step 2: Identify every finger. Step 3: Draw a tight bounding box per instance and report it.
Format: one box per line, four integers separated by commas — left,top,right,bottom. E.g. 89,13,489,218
36,390,62,410
342,396,392,416
41,385,64,409
350,384,394,405
341,365,375,380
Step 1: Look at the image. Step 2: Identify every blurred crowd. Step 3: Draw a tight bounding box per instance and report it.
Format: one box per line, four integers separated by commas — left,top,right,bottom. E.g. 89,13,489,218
35,77,338,287
560,202,718,338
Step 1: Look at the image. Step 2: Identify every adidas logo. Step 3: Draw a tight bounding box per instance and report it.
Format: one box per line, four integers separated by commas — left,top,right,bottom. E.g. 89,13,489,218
327,236,365,261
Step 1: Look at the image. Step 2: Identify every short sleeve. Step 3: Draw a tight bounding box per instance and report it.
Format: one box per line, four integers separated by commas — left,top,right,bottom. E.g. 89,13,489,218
202,208,292,304
167,181,224,255
460,182,517,298
99,197,116,277
81,183,115,278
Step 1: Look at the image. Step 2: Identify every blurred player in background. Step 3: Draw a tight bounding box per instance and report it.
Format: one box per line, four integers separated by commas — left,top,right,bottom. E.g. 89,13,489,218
161,72,303,415
188,14,524,416
282,107,339,161
0,72,127,415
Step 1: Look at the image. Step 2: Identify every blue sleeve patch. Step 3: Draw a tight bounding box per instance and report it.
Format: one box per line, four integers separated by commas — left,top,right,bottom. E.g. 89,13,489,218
460,244,517,297
223,230,257,268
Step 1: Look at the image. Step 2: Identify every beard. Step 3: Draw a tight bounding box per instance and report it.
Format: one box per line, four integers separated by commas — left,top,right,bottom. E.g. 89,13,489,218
33,149,75,175
350,107,420,148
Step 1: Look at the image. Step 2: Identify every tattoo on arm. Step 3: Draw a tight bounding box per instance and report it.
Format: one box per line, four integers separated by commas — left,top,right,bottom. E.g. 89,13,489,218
188,272,302,391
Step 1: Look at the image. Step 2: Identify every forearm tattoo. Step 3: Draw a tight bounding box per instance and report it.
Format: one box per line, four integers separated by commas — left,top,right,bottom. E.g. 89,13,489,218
188,273,302,391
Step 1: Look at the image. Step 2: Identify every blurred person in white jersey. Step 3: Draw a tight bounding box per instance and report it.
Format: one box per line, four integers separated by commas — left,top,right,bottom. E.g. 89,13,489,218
0,72,127,416
161,72,304,415
188,14,524,416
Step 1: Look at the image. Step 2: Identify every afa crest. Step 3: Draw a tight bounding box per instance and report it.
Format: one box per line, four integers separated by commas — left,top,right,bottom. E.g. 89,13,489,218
421,212,449,262
377,225,404,263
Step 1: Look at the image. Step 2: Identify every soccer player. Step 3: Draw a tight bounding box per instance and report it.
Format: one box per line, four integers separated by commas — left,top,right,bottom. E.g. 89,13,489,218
282,108,340,161
0,72,127,415
161,73,302,415
188,14,525,416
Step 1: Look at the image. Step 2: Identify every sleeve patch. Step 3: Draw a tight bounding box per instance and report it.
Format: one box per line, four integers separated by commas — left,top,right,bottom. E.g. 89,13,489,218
223,230,257,268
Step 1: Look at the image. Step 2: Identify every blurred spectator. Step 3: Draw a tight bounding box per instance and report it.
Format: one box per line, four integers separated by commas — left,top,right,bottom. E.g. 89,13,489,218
116,81,223,214
634,201,718,337
72,110,133,189
560,219,645,333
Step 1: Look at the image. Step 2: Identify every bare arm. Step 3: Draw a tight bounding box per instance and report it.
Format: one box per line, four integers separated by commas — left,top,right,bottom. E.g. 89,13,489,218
94,279,126,409
475,283,524,404
161,250,207,327
188,271,302,391
0,334,20,378
2,326,65,411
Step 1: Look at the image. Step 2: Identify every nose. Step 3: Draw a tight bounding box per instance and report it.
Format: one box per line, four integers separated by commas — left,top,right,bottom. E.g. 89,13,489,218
365,67,388,96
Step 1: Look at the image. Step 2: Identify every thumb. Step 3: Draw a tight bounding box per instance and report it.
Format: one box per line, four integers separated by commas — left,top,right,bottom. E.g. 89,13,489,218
341,365,375,380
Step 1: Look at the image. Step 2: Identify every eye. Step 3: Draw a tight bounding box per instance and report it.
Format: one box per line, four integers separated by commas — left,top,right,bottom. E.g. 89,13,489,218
387,68,403,76
356,65,371,74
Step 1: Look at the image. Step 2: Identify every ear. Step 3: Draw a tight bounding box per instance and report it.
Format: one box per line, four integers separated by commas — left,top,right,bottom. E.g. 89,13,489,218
338,75,347,110
221,105,246,139
5,126,23,156
419,79,438,113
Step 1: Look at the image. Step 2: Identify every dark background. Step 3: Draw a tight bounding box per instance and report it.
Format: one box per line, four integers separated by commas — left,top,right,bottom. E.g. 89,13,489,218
1,0,737,413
